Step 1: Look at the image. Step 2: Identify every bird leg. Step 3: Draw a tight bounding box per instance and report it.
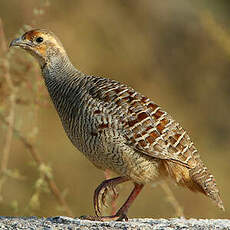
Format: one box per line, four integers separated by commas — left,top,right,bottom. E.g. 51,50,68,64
114,183,143,220
94,176,129,216
81,178,144,222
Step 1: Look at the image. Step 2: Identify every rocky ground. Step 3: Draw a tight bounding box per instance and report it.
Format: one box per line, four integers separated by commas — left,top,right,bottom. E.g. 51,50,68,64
0,216,229,229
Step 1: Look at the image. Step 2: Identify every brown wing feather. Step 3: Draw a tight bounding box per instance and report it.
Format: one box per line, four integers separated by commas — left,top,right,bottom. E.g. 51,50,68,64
123,96,197,169
89,77,197,168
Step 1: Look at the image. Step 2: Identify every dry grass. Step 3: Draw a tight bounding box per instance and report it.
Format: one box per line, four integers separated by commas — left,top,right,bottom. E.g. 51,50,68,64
0,0,73,216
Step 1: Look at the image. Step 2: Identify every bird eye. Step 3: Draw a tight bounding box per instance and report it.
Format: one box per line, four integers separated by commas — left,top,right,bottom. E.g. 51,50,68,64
35,37,43,43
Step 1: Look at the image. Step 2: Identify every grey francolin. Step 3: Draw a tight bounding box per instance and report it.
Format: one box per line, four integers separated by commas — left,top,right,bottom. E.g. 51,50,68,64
10,29,224,221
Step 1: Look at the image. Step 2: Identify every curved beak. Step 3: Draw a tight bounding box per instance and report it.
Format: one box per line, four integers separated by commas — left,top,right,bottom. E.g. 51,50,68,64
9,36,32,49
9,37,23,48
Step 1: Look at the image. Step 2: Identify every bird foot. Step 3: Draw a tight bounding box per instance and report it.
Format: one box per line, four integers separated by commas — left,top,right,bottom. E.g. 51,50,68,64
94,178,121,216
79,213,128,222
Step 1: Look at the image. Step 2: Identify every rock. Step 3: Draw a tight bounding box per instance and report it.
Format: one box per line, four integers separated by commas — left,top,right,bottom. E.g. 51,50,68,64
0,216,229,230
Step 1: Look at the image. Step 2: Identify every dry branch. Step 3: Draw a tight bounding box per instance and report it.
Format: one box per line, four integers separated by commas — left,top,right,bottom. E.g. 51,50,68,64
160,181,184,217
0,18,16,201
0,114,73,217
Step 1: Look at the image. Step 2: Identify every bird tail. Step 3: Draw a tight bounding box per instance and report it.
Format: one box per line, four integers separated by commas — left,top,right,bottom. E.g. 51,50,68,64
189,163,224,211
162,160,224,210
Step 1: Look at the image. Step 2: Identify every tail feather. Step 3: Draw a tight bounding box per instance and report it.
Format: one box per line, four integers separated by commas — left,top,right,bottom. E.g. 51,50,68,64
190,164,224,211
162,160,224,211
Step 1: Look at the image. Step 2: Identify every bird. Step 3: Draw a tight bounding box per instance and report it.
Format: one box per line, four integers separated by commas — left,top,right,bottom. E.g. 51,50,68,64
10,29,224,221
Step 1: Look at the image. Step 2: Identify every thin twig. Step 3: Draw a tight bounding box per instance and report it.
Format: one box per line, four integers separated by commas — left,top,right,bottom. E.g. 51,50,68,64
0,114,74,217
160,181,184,217
200,11,230,57
0,18,16,199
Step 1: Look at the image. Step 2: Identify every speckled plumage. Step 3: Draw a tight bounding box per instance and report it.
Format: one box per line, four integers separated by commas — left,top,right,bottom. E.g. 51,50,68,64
10,29,224,220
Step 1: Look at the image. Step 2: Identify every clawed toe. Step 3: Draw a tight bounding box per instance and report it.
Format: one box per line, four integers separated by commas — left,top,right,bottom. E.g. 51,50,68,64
79,213,128,222
92,177,142,222
94,177,126,216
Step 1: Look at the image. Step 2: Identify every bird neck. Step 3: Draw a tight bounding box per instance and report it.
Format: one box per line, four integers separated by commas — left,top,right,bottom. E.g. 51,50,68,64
41,53,84,108
41,52,84,84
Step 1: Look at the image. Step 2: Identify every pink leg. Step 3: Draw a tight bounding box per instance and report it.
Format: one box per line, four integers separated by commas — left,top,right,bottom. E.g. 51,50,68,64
94,176,129,216
81,178,144,222
115,183,143,220
104,170,117,215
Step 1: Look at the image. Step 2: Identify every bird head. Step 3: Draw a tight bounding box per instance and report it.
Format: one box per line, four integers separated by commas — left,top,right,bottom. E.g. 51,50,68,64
10,29,66,67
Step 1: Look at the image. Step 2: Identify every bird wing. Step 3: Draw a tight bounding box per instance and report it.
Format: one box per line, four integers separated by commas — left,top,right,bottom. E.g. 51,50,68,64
88,76,198,169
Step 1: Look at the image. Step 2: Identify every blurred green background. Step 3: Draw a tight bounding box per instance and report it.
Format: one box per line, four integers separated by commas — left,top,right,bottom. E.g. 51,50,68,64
0,0,229,219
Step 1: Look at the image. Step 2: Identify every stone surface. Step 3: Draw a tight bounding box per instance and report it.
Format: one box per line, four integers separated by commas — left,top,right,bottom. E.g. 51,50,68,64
0,216,229,230
0,216,230,230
